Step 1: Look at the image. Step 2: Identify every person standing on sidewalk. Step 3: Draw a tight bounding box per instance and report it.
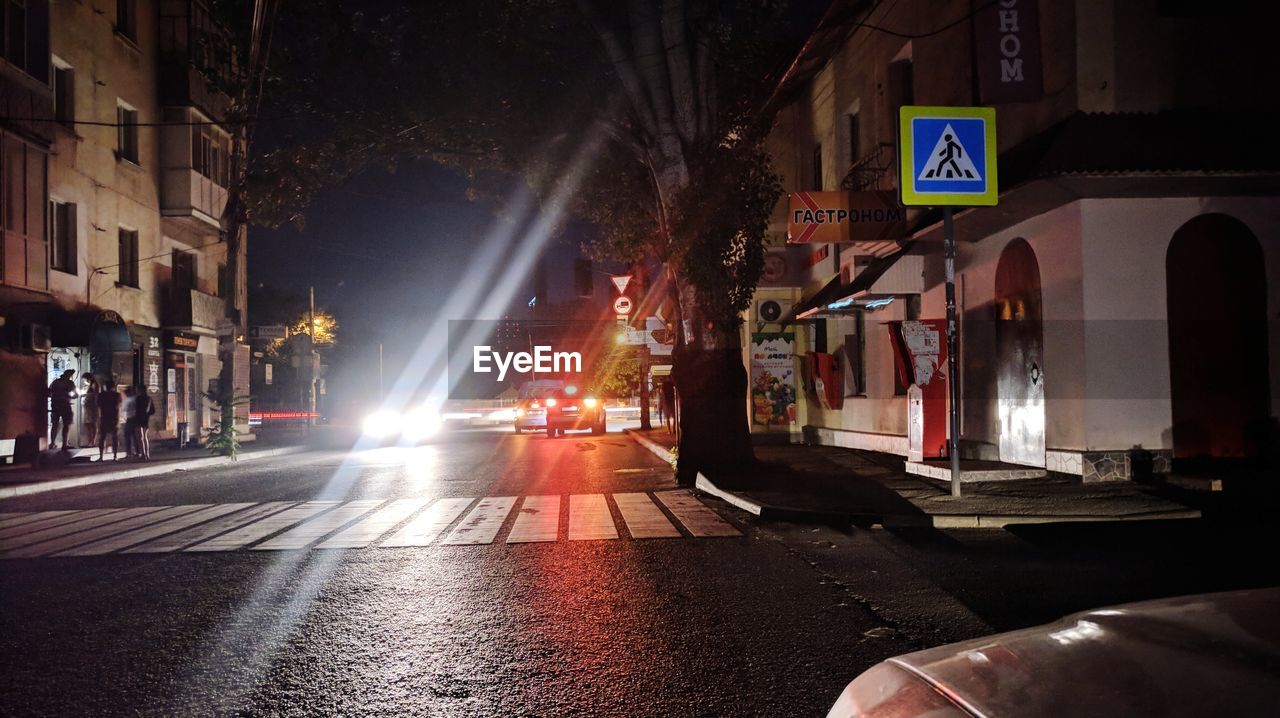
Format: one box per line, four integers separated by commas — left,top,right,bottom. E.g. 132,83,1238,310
96,382,122,461
660,380,677,434
132,389,156,460
121,387,137,458
82,375,100,448
48,370,78,451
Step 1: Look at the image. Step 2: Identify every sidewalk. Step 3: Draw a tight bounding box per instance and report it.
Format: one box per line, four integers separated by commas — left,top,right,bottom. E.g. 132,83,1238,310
625,428,1201,528
0,430,313,499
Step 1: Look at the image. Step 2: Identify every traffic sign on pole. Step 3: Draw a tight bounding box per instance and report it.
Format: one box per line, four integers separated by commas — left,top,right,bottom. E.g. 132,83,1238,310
610,275,632,295
613,296,634,315
898,106,998,207
897,106,1000,498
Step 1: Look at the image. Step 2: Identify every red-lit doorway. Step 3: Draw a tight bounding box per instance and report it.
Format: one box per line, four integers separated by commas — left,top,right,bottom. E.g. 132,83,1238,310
1166,214,1270,467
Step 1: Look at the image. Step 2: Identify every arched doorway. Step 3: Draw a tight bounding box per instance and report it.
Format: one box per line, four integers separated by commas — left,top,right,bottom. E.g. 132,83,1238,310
995,238,1046,467
1166,214,1270,466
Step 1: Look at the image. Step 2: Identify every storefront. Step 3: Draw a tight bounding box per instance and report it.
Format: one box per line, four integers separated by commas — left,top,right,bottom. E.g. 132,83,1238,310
164,330,220,443
45,310,133,448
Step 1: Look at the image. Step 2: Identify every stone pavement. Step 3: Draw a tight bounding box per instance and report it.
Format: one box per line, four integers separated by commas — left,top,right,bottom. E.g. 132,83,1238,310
625,429,1201,528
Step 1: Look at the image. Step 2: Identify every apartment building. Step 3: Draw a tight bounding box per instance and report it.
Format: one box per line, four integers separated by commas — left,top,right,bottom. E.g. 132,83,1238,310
751,0,1280,482
0,0,247,457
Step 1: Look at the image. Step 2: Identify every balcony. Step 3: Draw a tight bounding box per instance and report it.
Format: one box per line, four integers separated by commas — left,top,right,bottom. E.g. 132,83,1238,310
161,167,228,228
166,287,228,333
841,143,897,192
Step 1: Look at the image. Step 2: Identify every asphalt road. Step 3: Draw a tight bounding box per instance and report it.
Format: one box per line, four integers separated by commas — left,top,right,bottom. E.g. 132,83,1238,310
2,428,1276,717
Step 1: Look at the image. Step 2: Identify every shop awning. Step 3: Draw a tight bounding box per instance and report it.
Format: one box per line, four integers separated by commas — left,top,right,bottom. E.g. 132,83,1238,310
781,274,849,323
51,310,132,352
783,248,910,322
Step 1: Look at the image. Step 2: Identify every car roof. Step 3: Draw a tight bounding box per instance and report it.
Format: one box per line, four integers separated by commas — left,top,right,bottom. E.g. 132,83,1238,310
884,588,1280,717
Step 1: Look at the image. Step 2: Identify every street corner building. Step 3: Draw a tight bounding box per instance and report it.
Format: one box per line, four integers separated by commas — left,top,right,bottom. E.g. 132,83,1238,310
1,1,250,462
745,0,1280,484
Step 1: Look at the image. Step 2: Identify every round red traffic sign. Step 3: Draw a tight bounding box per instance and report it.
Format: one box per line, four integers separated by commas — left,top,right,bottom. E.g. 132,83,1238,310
613,296,634,315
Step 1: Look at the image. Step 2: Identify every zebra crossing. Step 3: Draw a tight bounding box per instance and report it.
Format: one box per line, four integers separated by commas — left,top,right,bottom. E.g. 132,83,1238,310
0,491,740,559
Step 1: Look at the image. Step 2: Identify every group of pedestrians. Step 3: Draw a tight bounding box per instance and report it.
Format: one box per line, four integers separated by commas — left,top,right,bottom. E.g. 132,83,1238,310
48,369,155,461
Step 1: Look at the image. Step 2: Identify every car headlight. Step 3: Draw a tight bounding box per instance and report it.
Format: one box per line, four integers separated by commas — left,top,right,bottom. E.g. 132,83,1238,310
362,410,400,439
516,408,525,417
546,397,557,407
403,407,443,441
583,397,598,408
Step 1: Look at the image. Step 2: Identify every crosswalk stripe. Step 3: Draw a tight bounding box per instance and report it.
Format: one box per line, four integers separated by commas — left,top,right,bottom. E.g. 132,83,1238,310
252,500,385,550
613,493,681,539
315,498,432,549
185,501,337,552
55,504,253,557
568,494,618,541
0,510,78,532
653,490,741,537
125,502,295,553
506,495,560,543
7,506,204,558
0,510,92,539
0,508,140,551
381,498,474,547
440,497,516,545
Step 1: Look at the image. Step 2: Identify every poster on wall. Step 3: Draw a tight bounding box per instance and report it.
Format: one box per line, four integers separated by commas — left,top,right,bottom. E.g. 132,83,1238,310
750,332,797,427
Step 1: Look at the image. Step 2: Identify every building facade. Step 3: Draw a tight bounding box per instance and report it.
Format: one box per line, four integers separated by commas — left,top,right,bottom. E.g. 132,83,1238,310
0,0,247,458
752,0,1280,481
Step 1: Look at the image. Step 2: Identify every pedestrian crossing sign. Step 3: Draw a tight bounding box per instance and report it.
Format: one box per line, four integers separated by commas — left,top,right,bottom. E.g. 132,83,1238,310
898,106,998,206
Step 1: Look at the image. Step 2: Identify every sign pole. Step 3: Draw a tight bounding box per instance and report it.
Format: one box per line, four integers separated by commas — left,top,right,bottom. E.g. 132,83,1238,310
943,207,961,497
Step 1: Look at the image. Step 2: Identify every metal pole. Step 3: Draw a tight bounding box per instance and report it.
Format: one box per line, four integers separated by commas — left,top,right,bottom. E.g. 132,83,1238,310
378,342,384,399
639,344,651,430
943,207,961,497
308,286,315,432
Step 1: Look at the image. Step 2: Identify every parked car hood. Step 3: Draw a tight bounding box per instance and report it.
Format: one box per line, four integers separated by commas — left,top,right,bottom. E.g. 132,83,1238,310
882,588,1280,717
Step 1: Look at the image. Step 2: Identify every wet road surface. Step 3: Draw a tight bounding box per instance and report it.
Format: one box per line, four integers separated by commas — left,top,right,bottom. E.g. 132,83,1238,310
3,428,1276,716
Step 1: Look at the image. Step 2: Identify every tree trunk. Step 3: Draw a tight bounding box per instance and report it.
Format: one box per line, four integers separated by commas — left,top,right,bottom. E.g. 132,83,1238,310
670,293,755,485
672,337,754,485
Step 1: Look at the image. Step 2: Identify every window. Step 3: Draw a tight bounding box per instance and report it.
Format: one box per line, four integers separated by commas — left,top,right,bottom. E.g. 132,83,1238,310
1,133,47,290
172,249,196,291
847,113,861,166
118,228,139,287
888,58,914,117
217,263,228,298
573,258,593,298
49,200,75,274
117,103,139,164
812,144,823,190
53,63,74,125
190,123,231,186
116,0,137,42
3,0,50,83
850,313,866,395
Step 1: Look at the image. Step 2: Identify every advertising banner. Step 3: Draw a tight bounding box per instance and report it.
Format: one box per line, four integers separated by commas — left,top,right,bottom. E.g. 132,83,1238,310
750,332,797,427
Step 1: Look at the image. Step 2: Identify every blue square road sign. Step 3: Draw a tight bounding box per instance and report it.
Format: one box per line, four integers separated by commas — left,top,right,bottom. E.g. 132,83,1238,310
899,106,998,206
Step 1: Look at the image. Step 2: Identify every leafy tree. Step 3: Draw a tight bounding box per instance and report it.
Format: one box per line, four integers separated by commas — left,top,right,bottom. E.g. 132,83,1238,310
246,1,795,482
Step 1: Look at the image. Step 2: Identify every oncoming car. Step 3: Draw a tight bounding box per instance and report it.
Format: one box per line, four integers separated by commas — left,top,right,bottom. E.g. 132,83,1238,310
361,402,444,444
513,379,565,434
544,385,605,437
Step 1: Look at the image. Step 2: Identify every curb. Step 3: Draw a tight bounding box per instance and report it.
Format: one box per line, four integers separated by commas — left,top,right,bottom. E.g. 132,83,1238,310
0,446,311,500
624,428,676,466
622,429,1203,528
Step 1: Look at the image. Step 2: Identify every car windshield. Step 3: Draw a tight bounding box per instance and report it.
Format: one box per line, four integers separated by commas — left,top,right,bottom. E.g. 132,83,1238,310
518,381,565,400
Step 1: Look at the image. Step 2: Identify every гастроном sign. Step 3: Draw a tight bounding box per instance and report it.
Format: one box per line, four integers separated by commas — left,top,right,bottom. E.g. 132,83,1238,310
898,106,998,207
787,191,905,244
